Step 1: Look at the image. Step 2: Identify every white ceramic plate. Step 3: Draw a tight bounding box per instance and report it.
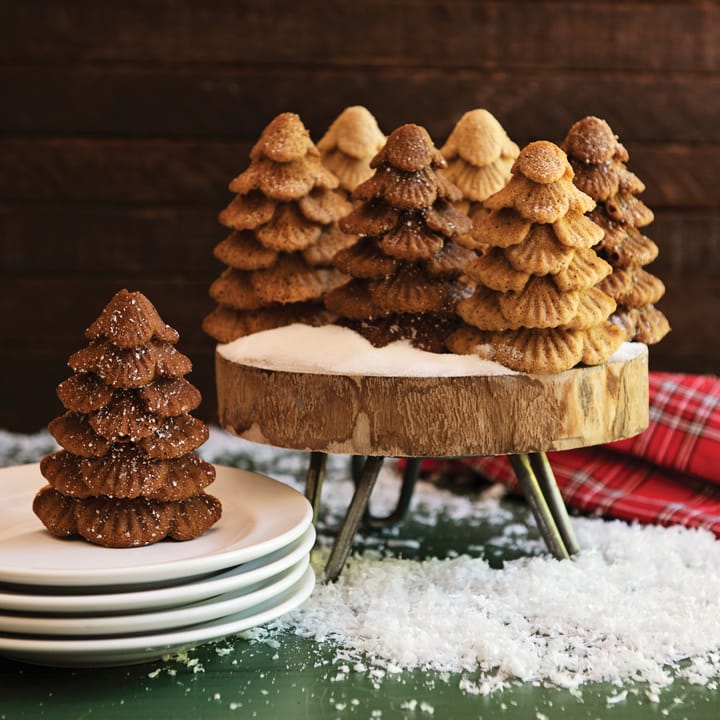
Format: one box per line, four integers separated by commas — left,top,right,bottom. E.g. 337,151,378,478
0,464,313,588
0,524,315,615
0,565,315,668
0,554,310,637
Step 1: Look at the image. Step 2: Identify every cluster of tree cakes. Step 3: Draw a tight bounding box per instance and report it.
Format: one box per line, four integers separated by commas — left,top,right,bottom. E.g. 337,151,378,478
324,123,476,352
202,108,667,375
203,113,355,344
448,140,626,373
562,116,670,344
34,290,222,548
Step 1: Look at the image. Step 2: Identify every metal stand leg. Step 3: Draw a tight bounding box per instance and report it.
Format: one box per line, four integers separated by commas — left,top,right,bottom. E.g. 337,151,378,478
529,452,580,555
351,455,365,485
363,457,421,529
305,451,327,524
351,455,421,528
509,454,570,560
324,456,384,582
307,450,578,580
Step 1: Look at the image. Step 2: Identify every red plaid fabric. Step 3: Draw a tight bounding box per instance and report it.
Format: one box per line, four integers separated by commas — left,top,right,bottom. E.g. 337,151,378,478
609,372,720,484
416,372,720,536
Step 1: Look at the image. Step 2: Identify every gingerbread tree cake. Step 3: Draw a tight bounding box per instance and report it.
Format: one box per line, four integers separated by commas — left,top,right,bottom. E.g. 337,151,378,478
318,105,386,195
34,289,222,548
203,112,353,344
441,109,519,219
448,140,626,374
562,116,670,344
324,123,475,352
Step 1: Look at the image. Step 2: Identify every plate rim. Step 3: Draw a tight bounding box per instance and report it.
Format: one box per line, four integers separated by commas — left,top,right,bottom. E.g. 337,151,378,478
0,566,315,667
0,463,313,587
0,554,311,637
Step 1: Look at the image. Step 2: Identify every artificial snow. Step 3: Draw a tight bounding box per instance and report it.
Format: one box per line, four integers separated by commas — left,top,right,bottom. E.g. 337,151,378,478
270,520,720,697
217,323,517,377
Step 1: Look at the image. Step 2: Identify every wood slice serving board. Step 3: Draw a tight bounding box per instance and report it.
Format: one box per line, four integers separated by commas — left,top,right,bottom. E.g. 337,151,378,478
215,339,649,458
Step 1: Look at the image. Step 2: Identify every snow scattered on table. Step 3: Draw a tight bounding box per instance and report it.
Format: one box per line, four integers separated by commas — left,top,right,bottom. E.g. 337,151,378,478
258,519,720,699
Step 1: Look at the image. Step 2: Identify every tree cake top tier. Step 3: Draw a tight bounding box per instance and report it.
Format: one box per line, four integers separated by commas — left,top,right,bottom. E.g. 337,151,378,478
34,289,221,548
203,113,353,344
441,109,519,208
318,106,386,193
450,140,625,373
325,123,475,352
562,116,669,345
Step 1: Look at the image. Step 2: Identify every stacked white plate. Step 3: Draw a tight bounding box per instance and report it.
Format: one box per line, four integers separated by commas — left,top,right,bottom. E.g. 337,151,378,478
0,464,316,667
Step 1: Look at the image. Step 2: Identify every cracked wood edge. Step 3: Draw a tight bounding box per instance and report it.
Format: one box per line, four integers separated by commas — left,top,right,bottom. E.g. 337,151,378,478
215,346,649,457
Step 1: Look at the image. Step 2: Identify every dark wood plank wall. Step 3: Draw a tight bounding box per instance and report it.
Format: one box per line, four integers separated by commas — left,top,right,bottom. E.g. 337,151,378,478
1,0,718,431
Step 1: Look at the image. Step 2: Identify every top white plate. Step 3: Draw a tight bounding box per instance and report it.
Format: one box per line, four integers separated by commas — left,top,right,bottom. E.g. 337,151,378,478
0,464,313,588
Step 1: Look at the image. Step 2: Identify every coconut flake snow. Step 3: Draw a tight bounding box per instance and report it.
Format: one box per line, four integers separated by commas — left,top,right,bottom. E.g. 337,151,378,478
268,520,720,697
217,324,517,377
218,324,645,378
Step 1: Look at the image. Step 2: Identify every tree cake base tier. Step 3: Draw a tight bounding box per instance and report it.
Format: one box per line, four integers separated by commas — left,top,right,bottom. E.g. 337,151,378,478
215,343,649,458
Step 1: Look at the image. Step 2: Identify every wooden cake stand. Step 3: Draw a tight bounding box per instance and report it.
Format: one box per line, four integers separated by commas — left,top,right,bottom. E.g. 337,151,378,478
215,345,649,580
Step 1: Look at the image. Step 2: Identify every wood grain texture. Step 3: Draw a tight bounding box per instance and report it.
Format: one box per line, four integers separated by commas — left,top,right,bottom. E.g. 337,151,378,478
0,205,220,274
215,347,649,457
1,1,716,71
2,67,719,144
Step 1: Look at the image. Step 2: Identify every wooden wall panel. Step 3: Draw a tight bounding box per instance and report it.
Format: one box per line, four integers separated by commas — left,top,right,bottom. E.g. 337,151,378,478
0,206,220,274
2,68,719,143
1,1,717,71
1,0,718,432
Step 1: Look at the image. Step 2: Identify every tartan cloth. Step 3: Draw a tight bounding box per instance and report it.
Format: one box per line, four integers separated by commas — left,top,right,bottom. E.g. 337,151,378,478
416,372,720,536
609,372,720,484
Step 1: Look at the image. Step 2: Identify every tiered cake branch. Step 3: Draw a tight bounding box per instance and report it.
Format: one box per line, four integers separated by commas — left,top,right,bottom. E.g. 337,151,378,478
203,112,353,344
562,116,670,344
34,290,221,547
325,123,475,352
318,106,386,195
448,141,626,373
441,109,519,219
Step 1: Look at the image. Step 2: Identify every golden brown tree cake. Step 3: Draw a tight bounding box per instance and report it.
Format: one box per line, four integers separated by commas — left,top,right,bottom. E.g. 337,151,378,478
325,123,475,352
316,106,387,267
203,112,352,344
318,106,386,194
441,109,519,223
34,289,222,547
562,116,669,344
448,140,625,373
